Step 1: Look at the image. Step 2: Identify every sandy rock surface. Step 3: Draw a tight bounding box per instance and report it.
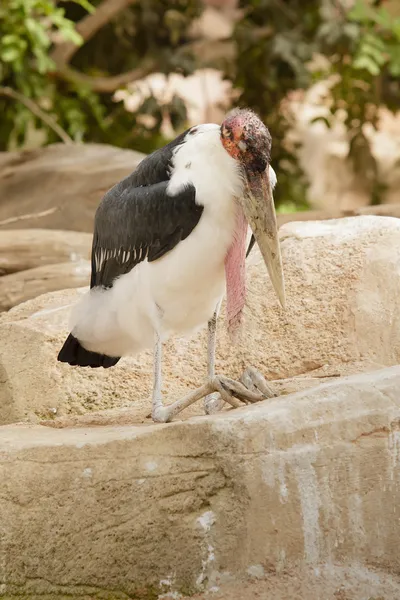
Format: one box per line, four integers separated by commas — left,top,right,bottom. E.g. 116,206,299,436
0,229,91,275
0,215,398,426
0,143,144,232
0,260,91,311
185,565,400,600
2,215,400,598
1,366,400,598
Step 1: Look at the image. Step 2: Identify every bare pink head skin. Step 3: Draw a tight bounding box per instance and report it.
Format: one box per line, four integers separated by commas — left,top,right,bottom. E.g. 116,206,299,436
221,108,272,173
220,109,285,340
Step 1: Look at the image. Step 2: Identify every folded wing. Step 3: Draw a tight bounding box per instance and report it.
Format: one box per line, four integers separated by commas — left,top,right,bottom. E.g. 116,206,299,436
91,181,202,289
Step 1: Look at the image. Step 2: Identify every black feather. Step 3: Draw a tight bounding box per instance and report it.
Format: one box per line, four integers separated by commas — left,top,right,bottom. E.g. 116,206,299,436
57,334,120,369
90,181,202,289
58,127,203,368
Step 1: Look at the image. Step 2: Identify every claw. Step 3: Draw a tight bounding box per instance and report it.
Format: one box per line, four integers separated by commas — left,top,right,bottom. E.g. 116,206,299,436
214,375,264,404
152,369,276,423
240,369,257,394
205,368,277,416
240,366,277,399
211,376,242,408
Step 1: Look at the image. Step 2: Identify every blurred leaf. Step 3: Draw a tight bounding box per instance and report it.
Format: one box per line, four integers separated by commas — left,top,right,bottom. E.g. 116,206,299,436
353,55,381,75
1,45,22,62
64,0,95,14
348,0,372,22
57,25,83,45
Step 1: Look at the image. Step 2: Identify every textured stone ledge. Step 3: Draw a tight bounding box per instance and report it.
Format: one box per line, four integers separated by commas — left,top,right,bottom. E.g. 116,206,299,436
1,366,400,598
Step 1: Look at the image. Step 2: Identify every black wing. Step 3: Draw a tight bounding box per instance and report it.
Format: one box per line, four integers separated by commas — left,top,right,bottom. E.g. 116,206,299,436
90,181,202,289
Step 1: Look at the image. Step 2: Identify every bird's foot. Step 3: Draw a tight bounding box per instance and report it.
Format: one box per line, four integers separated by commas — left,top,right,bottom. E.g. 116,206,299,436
204,366,277,415
204,392,223,415
240,366,277,399
153,369,276,423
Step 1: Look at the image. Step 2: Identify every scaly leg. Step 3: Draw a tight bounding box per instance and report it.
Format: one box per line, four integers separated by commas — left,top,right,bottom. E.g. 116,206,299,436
152,371,267,423
151,331,163,419
204,306,225,415
151,327,277,424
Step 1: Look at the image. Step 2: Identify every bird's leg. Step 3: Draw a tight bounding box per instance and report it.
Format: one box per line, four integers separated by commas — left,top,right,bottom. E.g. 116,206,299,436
151,331,164,419
150,329,265,423
150,316,276,424
204,308,225,415
152,373,267,423
202,305,276,414
151,331,223,423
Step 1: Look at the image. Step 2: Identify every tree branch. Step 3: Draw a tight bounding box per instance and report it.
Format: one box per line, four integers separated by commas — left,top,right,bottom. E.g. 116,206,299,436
52,38,234,93
0,208,58,227
51,0,138,65
50,0,155,93
0,87,73,144
48,0,241,93
53,58,157,93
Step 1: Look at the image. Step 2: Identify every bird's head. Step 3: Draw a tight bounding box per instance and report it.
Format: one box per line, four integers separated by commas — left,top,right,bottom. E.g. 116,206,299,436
220,108,286,309
221,108,272,173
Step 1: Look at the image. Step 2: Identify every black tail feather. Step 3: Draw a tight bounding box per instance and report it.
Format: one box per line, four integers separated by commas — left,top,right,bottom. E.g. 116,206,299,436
57,333,120,369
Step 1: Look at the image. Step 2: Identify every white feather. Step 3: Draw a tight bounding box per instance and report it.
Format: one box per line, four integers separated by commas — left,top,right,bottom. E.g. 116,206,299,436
269,165,277,189
71,125,278,357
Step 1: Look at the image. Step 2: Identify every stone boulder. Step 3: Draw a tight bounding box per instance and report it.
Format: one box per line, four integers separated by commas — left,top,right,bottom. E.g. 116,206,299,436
0,260,91,312
0,215,399,426
0,229,92,311
1,366,400,598
0,229,91,275
0,143,145,232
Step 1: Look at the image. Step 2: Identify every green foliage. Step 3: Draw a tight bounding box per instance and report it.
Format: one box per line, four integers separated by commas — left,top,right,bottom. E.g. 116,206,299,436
311,0,400,201
234,0,400,208
73,0,201,145
0,0,200,150
1,0,399,209
315,0,400,118
0,0,97,147
350,0,400,77
233,0,322,208
0,0,83,73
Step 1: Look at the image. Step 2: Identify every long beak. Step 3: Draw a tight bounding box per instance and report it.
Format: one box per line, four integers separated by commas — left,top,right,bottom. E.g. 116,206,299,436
241,168,286,309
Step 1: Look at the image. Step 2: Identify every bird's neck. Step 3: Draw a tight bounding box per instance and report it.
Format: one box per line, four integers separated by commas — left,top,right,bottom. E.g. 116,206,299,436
224,207,248,341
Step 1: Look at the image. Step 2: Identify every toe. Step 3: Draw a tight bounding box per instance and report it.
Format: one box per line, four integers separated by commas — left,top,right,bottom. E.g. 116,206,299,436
244,367,277,399
215,375,264,404
204,392,225,415
240,369,257,394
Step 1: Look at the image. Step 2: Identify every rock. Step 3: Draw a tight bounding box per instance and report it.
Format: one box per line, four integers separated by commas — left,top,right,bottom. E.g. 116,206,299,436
0,261,90,312
187,564,400,600
0,143,145,232
276,202,400,229
0,229,91,275
1,366,400,598
0,215,400,426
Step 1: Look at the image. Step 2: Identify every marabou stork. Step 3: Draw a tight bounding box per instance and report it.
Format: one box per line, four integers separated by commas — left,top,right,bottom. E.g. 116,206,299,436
58,109,285,423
